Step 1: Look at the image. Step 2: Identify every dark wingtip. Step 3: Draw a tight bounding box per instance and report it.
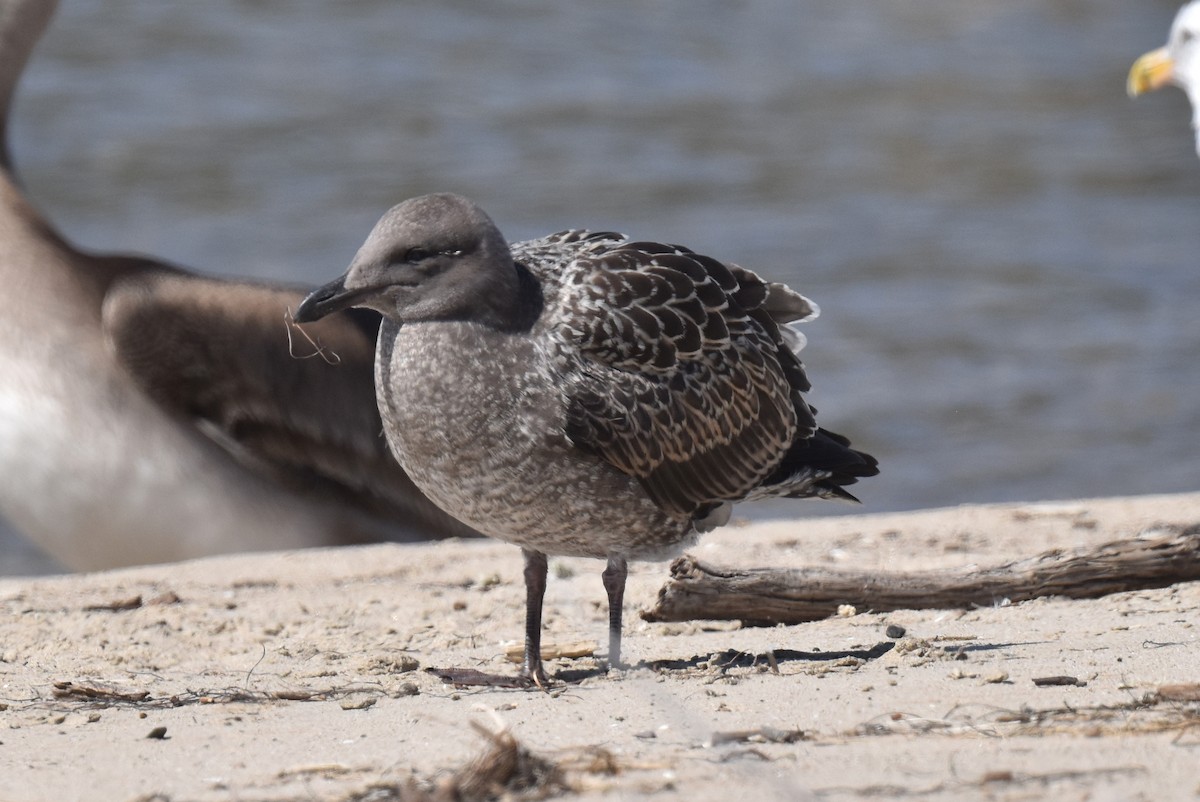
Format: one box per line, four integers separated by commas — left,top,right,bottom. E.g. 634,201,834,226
818,484,864,504
294,274,352,323
764,427,879,504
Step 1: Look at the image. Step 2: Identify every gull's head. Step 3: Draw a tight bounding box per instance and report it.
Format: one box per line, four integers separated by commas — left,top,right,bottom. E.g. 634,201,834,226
1128,2,1200,154
295,193,520,328
1129,2,1200,97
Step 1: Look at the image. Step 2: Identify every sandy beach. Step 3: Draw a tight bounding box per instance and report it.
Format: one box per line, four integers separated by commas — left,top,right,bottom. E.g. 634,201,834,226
2,491,1197,801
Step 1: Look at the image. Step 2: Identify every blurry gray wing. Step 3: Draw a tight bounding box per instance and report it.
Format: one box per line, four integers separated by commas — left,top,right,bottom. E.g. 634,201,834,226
534,237,818,518
100,261,475,538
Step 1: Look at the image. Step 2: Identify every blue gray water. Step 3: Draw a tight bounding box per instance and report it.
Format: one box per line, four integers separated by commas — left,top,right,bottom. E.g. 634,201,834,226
4,0,1199,574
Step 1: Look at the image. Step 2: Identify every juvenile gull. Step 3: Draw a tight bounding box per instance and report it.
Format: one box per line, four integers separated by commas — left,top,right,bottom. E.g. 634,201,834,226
296,193,879,684
1128,1,1200,157
0,0,471,571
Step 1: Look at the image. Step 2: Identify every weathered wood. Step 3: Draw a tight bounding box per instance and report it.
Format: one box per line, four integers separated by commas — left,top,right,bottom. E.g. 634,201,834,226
642,525,1200,625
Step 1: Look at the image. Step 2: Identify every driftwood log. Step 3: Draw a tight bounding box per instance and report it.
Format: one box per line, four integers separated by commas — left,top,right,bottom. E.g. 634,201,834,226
642,526,1200,625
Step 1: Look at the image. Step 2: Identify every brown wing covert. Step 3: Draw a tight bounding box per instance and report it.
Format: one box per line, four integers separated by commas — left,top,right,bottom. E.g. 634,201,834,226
542,239,820,518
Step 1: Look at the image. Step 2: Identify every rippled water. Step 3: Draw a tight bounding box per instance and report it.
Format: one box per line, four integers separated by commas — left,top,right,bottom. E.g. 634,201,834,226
4,0,1199,573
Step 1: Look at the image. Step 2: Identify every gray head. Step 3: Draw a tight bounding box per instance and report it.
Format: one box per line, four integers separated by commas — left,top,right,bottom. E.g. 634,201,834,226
295,193,522,328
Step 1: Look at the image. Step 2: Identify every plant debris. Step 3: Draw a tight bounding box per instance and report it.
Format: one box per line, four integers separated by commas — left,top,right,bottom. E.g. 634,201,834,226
708,726,806,747
83,595,143,612
341,721,568,802
1032,675,1085,687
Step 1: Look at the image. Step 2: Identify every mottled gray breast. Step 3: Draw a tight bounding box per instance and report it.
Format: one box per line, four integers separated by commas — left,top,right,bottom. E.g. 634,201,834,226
374,317,692,560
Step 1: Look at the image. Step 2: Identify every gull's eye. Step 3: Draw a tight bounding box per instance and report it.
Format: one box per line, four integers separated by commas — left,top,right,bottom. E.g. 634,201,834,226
404,247,431,263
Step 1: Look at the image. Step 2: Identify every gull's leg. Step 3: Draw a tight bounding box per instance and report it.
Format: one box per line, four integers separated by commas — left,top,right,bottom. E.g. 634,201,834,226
601,554,628,668
521,548,549,685
425,548,551,689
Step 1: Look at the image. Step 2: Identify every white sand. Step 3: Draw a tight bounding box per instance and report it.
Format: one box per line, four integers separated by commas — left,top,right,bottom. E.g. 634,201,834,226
2,492,1198,801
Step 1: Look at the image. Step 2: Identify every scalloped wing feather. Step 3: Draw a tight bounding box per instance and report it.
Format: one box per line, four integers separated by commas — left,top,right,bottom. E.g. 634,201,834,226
517,234,821,518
